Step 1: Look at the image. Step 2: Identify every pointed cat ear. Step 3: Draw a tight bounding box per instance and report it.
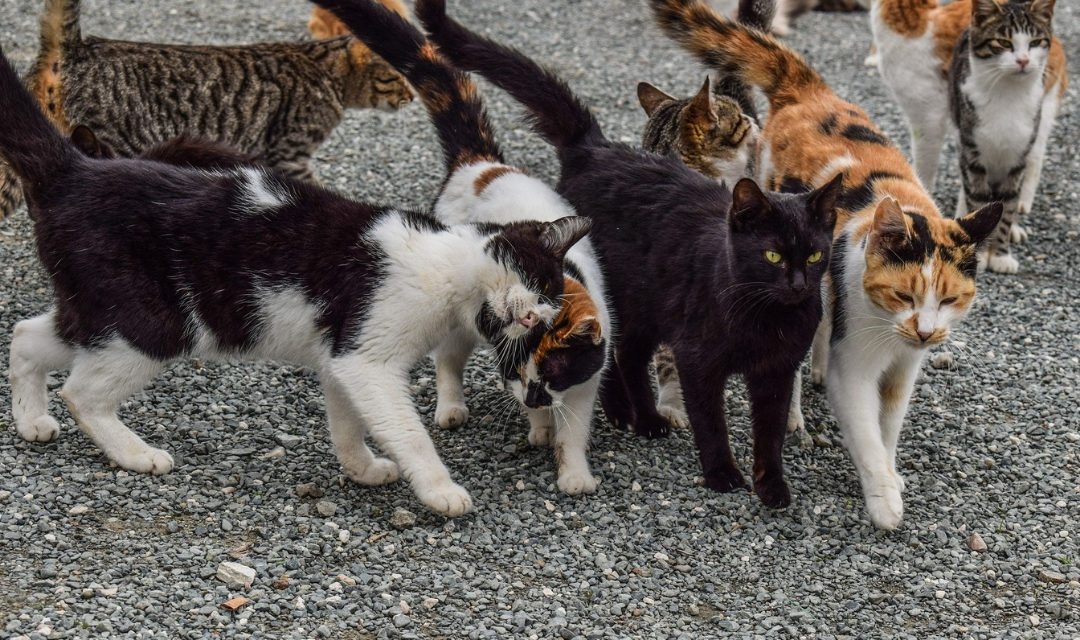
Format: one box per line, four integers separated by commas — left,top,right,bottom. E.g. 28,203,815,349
636,82,676,117
870,197,909,248
806,173,843,231
685,76,715,124
572,316,604,344
70,124,116,159
729,178,770,231
956,202,1004,245
972,0,1003,24
540,216,592,259
1027,0,1056,23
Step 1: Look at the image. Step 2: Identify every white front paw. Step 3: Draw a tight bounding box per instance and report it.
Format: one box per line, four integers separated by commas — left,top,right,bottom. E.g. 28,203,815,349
416,481,473,517
987,253,1019,274
435,403,469,430
1010,224,1028,243
657,403,688,429
811,366,827,387
17,415,60,442
786,407,805,434
557,468,598,495
120,447,175,475
348,457,400,486
865,483,904,530
528,422,555,447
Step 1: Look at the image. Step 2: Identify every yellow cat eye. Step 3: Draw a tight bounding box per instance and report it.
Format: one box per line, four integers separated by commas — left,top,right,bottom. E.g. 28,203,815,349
765,250,782,264
807,251,823,264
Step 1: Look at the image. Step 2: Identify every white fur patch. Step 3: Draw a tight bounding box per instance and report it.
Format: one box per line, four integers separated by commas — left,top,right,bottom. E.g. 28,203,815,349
235,167,292,216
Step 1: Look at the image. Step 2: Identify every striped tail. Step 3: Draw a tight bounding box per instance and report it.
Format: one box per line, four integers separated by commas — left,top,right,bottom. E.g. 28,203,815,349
309,0,502,170
0,46,76,206
41,0,83,56
650,0,825,110
415,0,604,152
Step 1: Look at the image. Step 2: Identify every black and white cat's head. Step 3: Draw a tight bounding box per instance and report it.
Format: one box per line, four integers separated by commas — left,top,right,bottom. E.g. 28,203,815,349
726,175,842,306
476,216,593,348
970,0,1056,77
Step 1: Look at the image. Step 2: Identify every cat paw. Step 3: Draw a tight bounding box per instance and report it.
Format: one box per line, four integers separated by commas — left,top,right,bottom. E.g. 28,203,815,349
863,52,880,68
416,480,473,517
117,447,175,475
987,253,1019,274
633,413,671,440
976,251,988,273
347,457,400,486
894,471,906,493
810,366,827,387
601,400,635,432
557,468,598,495
528,422,555,447
435,403,469,430
754,477,792,508
17,415,60,442
1010,224,1029,243
786,408,805,434
656,403,689,429
703,467,748,493
865,484,904,530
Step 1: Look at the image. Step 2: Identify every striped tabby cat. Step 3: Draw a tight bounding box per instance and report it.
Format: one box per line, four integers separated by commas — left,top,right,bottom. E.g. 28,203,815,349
0,0,413,220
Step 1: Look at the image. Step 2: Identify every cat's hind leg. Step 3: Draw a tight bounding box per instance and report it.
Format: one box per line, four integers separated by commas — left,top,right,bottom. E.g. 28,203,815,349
653,345,688,428
613,336,669,439
1015,88,1061,243
551,376,599,495
526,407,555,447
10,311,74,442
321,375,399,486
432,331,475,429
58,340,172,474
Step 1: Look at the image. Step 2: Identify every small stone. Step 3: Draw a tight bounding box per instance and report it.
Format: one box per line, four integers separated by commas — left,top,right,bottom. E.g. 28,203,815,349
336,574,356,586
967,533,987,552
1038,570,1067,584
216,561,256,587
221,596,249,611
1029,614,1040,627
97,587,117,597
934,590,945,599
930,351,955,369
393,614,411,628
423,597,438,609
67,505,89,516
400,600,410,614
544,500,556,512
259,446,285,460
631,481,642,491
328,582,344,593
272,577,290,590
338,529,350,544
294,483,324,499
276,433,303,448
813,433,832,448
390,508,417,530
315,501,337,517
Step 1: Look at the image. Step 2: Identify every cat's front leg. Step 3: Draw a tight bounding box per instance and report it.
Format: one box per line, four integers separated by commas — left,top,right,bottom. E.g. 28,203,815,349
612,338,670,439
431,331,476,429
653,345,689,429
679,367,746,493
879,355,922,495
599,357,636,432
330,358,472,516
747,368,796,508
827,352,902,530
550,377,599,495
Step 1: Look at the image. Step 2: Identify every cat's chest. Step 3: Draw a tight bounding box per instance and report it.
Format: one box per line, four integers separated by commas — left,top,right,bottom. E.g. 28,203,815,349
962,74,1043,177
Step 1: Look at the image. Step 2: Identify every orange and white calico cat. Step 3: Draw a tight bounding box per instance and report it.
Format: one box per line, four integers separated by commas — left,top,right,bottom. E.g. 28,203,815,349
651,0,1002,529
308,0,409,39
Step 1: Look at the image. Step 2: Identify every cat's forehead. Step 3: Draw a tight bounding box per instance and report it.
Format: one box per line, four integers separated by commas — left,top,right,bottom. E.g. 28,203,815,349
872,213,980,277
975,2,1051,34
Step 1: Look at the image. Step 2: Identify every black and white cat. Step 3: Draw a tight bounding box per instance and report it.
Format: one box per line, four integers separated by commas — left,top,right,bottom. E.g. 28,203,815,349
0,46,590,516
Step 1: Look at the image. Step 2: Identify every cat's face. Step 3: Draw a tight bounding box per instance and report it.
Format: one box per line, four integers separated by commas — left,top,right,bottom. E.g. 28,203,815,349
727,176,842,307
970,0,1055,76
479,217,593,345
505,278,606,408
861,198,1002,347
346,44,415,110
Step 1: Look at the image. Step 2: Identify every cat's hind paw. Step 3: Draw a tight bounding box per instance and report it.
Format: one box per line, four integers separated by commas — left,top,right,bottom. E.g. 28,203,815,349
754,477,792,508
557,468,598,496
17,415,60,442
1010,224,1029,243
865,484,904,530
987,253,1019,274
416,481,473,517
347,457,400,486
703,466,748,493
435,403,469,430
633,413,671,440
657,403,688,429
118,447,175,475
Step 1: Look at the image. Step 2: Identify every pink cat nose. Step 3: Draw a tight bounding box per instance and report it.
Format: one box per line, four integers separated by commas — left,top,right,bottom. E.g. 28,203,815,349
519,311,538,328
1017,57,1030,71
917,329,934,342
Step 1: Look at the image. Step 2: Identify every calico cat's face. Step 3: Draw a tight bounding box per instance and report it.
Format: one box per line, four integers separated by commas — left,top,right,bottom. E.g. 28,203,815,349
638,77,758,184
970,0,1055,76
506,278,606,408
478,217,593,345
861,198,1002,347
727,176,842,307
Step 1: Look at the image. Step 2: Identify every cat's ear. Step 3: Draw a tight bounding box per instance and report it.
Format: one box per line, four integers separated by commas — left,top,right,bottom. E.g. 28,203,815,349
540,216,592,259
69,124,116,159
571,316,604,344
636,82,676,117
1027,0,1056,23
806,173,843,231
972,0,1003,24
869,197,909,249
956,202,1004,245
685,76,716,125
729,177,770,231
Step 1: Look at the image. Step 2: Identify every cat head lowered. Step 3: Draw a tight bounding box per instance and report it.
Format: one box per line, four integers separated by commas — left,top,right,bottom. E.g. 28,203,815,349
637,76,759,185
860,198,1002,347
969,0,1056,77
505,276,606,408
726,175,842,307
477,216,593,347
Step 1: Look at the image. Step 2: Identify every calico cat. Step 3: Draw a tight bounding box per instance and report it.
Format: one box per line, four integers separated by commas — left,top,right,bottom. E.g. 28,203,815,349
311,0,611,495
0,0,414,221
707,0,867,36
308,0,409,40
650,0,1002,529
872,0,1066,270
417,0,844,509
948,0,1064,274
0,45,590,516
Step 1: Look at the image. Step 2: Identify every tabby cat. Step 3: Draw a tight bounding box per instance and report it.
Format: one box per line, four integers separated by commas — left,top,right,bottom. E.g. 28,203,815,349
651,0,1002,529
418,0,845,509
313,0,612,495
872,0,1065,271
0,44,590,516
0,0,413,220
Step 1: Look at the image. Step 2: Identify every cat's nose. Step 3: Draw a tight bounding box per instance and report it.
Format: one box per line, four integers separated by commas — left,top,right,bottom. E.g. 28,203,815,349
518,311,538,327
1016,57,1030,71
917,329,934,342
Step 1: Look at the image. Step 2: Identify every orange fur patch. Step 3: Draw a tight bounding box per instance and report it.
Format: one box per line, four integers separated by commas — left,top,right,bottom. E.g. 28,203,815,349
533,278,602,366
472,165,519,195
878,0,938,38
307,0,409,39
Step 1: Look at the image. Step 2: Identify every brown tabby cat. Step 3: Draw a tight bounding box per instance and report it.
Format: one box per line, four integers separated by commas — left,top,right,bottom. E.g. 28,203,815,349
0,0,413,220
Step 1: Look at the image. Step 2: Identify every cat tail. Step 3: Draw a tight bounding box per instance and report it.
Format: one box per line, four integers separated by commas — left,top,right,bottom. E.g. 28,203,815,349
711,0,778,120
415,0,604,152
650,0,825,110
42,0,83,55
309,0,502,169
737,0,775,31
0,47,76,204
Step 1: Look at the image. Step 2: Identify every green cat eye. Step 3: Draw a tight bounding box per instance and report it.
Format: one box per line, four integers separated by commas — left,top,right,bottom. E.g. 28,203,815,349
995,39,1014,50
765,250,782,264
807,251,823,264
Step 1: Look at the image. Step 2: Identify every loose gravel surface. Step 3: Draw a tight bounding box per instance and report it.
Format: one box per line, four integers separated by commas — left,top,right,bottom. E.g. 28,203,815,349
1,1,1078,638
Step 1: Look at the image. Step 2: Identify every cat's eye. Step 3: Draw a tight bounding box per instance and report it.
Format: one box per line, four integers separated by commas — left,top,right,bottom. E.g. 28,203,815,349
1031,38,1048,48
765,250,782,264
807,251,823,264
940,296,958,307
995,39,1014,50
894,290,914,304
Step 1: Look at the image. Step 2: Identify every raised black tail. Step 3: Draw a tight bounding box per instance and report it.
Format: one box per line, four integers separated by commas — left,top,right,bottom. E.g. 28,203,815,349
0,47,74,205
415,0,604,152
309,0,502,170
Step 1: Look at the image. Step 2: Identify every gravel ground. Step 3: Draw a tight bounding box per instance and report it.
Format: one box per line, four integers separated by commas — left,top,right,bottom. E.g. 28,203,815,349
1,1,1078,638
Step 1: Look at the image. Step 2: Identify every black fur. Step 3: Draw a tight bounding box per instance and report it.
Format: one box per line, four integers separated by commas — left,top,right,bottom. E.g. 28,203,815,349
417,2,842,507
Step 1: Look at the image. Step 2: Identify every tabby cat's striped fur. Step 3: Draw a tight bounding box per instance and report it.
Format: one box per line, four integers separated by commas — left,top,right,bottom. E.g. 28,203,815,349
0,0,413,220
